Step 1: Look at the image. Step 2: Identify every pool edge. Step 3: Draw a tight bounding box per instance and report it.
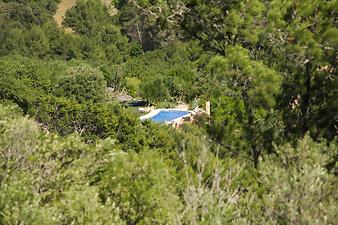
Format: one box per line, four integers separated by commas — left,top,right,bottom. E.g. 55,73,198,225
140,108,192,122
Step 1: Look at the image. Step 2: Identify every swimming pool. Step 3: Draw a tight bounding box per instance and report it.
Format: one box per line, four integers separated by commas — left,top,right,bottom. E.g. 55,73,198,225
140,109,191,123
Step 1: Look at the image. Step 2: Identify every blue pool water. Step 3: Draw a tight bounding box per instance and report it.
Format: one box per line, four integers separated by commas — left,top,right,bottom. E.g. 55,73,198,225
150,110,190,123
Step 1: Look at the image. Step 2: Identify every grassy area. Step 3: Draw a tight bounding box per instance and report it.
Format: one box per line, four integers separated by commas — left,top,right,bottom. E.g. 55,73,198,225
155,101,177,109
126,106,144,117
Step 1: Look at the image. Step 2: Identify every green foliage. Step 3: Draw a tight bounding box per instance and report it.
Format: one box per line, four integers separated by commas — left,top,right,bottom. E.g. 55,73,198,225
140,77,170,102
34,95,119,138
53,64,107,103
0,0,337,223
122,41,203,102
205,46,283,164
115,0,182,50
0,0,60,27
64,0,131,63
125,77,141,96
1,97,337,225
262,0,338,141
178,148,262,225
208,96,248,154
99,150,181,224
64,0,112,36
182,0,265,52
53,186,124,225
0,0,131,62
0,105,123,224
0,56,65,111
259,135,338,224
207,45,282,108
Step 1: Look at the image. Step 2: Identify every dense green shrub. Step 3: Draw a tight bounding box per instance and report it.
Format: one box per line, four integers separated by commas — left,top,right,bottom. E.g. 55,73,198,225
53,64,107,103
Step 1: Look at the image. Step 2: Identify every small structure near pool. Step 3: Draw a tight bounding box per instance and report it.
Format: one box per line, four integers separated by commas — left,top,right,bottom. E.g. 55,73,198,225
117,94,133,103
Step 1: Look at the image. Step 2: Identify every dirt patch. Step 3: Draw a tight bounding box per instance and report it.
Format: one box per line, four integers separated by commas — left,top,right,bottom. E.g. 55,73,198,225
53,0,77,27
102,0,111,7
53,0,116,32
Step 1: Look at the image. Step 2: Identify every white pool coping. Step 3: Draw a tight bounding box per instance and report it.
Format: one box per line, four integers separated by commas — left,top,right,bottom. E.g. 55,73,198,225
140,108,192,123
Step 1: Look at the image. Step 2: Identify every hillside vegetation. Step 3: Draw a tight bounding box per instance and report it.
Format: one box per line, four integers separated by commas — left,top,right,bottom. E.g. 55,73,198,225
54,0,77,27
54,0,113,29
0,0,337,224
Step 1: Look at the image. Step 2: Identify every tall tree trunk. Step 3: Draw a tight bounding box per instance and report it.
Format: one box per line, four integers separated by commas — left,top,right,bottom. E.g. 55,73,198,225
136,23,143,45
242,90,260,167
301,61,312,134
